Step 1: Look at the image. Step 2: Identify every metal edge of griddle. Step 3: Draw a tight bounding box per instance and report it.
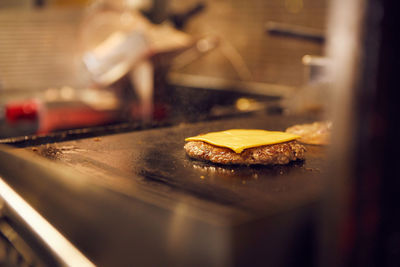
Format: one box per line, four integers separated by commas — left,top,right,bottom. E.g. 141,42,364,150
0,177,95,267
0,120,169,148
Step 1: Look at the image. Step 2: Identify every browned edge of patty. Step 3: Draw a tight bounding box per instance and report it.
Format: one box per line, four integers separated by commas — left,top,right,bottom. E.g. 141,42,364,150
184,140,306,165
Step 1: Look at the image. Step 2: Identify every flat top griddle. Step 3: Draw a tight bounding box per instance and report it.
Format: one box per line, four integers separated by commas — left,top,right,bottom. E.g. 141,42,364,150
29,114,325,216
0,114,326,266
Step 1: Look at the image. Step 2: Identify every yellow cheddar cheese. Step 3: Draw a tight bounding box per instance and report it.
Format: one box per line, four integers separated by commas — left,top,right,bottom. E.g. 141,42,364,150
185,129,301,153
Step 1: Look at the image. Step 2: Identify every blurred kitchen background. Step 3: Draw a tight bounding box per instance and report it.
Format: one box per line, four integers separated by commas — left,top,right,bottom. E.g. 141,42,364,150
0,0,328,139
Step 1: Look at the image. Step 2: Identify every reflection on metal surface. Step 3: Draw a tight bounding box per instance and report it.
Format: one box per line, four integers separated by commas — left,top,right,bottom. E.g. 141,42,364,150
191,160,307,183
189,159,314,192
167,202,189,251
166,202,230,266
0,177,94,267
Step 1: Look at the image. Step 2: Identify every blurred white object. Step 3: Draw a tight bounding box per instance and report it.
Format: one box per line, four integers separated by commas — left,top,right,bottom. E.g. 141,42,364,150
80,5,194,120
80,8,193,86
130,60,153,121
83,30,150,86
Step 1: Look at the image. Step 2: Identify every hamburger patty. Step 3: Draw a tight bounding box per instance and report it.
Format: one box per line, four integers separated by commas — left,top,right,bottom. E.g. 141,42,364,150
184,140,306,165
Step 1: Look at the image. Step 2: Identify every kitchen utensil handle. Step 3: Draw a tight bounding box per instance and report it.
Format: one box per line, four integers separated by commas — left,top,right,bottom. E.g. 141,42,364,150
265,21,325,44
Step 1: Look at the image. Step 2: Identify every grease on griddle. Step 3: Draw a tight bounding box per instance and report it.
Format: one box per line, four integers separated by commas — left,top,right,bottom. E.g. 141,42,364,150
305,167,321,173
190,160,305,185
34,145,64,160
30,144,86,160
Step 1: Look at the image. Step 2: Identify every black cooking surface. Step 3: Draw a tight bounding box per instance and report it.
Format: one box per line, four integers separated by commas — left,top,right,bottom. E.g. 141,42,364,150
26,114,326,216
0,114,326,266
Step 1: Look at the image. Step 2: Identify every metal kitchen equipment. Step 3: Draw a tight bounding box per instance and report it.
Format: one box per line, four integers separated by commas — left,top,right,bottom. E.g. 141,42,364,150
0,114,324,266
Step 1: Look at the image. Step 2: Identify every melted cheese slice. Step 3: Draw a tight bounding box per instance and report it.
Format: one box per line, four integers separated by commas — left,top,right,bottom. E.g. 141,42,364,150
185,129,300,153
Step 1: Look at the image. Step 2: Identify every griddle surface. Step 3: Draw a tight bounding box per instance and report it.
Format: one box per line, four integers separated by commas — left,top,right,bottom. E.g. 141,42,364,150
0,114,327,266
27,114,326,219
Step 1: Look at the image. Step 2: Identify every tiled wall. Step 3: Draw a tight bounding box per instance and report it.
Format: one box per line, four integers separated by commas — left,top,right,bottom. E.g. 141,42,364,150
170,0,328,87
0,0,328,92
0,9,89,91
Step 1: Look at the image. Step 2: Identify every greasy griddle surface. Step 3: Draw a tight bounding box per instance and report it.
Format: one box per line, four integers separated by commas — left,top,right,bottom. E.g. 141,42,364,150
28,115,326,219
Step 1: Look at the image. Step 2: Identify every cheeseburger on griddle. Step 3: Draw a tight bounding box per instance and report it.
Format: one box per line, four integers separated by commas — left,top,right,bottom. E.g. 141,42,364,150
184,129,306,165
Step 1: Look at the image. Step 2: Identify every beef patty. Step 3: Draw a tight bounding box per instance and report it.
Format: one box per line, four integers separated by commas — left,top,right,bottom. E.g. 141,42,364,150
184,140,306,165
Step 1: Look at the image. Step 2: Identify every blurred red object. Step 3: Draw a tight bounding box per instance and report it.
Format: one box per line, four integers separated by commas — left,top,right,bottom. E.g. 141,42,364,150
5,100,40,123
